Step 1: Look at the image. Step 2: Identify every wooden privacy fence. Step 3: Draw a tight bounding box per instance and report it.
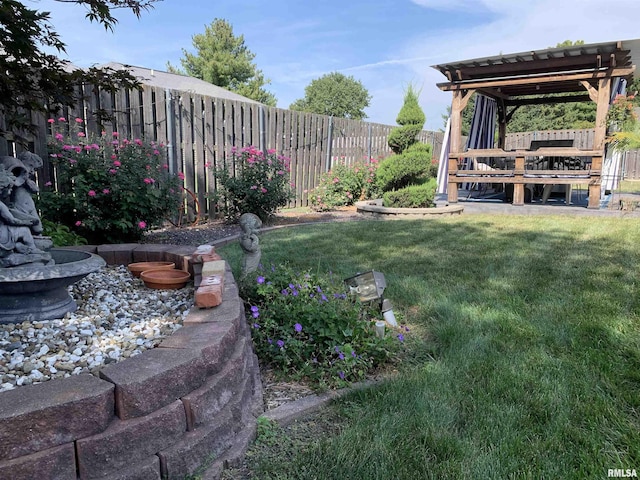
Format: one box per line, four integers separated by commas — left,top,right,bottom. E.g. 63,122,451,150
0,85,444,215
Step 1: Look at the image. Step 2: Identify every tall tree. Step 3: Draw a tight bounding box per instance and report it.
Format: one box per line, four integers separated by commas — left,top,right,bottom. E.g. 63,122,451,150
168,19,276,106
0,0,158,142
290,72,371,119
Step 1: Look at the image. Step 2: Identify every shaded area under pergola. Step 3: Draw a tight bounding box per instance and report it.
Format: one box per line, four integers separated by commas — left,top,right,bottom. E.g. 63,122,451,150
433,39,640,208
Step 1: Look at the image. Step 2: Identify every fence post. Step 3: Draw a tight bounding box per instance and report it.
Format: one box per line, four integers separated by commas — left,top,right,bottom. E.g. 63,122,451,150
259,105,266,153
367,123,372,161
325,116,333,172
165,89,176,175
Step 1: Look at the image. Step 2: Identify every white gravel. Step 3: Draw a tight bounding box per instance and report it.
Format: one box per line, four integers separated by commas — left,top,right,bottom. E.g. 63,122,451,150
0,265,194,392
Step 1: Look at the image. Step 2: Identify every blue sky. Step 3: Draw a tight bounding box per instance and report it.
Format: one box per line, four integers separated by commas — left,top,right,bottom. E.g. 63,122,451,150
36,0,640,130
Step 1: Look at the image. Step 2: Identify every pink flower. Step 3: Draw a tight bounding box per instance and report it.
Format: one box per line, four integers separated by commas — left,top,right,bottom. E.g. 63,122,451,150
261,187,268,193
178,172,185,180
88,190,96,197
75,118,83,123
109,169,117,174
162,164,169,170
113,160,121,167
138,221,147,229
144,177,155,184
47,118,55,124
112,132,119,137
54,133,63,141
153,150,160,155
75,221,82,226
135,138,143,146
77,132,85,137
204,162,212,168
69,159,77,164
58,117,66,122
250,185,258,190
74,146,82,153
45,181,52,186
102,188,110,194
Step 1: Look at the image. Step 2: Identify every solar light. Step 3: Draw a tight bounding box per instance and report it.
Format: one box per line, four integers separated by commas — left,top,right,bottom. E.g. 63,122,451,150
344,271,386,303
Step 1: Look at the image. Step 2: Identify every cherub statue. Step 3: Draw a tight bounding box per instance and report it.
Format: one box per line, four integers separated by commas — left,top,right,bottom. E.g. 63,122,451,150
0,166,50,267
238,213,263,278
1,153,43,235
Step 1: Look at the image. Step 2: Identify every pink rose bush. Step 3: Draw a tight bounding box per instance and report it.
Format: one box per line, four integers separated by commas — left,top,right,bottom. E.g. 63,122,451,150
40,119,182,243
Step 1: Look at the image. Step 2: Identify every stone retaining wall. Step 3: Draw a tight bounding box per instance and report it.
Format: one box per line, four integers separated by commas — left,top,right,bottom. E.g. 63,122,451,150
0,243,263,480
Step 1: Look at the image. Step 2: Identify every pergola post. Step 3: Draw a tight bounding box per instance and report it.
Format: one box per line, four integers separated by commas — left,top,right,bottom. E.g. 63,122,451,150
588,78,612,209
448,89,474,203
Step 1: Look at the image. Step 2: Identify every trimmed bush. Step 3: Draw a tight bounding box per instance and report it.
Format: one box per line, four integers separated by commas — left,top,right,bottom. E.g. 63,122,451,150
388,84,426,154
382,179,437,208
387,124,423,155
376,142,434,192
396,84,425,126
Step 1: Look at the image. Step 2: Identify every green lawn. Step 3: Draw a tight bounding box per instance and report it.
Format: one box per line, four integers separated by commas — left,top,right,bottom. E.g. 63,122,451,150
219,214,640,479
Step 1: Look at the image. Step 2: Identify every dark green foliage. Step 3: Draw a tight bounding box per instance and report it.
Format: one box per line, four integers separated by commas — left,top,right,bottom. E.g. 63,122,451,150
289,72,371,119
41,220,87,247
387,124,423,154
382,179,436,208
396,85,425,127
376,143,434,193
1,0,155,143
388,85,426,154
167,18,277,106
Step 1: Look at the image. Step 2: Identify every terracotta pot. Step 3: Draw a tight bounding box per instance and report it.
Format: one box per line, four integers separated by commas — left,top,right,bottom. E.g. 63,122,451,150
128,261,175,278
140,269,191,290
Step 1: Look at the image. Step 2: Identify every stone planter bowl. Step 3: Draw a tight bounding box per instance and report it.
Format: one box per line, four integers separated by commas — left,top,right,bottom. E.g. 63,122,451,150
140,268,191,289
127,261,176,278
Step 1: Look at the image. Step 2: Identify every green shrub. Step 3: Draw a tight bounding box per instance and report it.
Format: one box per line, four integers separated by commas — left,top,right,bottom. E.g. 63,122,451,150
309,158,380,211
40,118,182,244
387,124,422,154
375,142,433,192
396,84,425,127
388,84,426,154
382,179,437,208
41,219,88,246
240,265,402,388
215,147,295,222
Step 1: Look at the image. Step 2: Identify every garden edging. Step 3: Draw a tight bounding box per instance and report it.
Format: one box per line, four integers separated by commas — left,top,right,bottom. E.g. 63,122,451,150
0,243,263,480
356,198,464,217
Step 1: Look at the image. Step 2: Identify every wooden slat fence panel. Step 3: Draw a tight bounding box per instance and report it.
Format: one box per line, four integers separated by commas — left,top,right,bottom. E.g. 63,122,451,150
24,83,640,213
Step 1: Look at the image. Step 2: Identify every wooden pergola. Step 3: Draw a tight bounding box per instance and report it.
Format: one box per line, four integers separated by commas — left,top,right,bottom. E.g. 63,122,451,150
432,39,640,208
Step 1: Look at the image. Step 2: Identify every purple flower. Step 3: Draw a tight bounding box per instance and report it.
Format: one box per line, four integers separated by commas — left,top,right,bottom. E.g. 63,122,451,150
267,338,273,344
321,294,328,302
256,276,265,284
316,286,323,293
292,289,299,297
281,289,289,296
294,323,303,332
338,352,345,360
397,334,405,343
334,346,341,353
250,306,259,318
351,351,357,358
338,371,345,380
277,339,285,349
404,326,410,332
288,283,295,289
252,323,260,329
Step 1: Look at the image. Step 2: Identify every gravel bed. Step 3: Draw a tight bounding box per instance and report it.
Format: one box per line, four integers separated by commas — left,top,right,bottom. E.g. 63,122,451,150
0,265,193,393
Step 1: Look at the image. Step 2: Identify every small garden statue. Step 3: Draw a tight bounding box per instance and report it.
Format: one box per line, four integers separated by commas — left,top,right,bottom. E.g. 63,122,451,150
239,212,262,277
0,165,51,267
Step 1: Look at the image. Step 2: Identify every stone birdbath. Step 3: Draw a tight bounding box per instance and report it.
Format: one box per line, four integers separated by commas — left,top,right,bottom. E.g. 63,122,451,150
0,153,105,323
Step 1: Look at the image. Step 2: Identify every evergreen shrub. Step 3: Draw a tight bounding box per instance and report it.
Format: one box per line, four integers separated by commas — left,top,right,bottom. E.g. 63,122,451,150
382,179,437,208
